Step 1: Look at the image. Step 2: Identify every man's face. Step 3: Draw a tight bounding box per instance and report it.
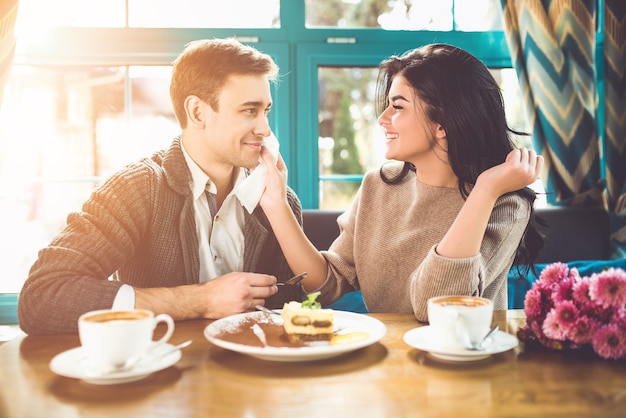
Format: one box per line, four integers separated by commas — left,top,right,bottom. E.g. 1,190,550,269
202,74,273,170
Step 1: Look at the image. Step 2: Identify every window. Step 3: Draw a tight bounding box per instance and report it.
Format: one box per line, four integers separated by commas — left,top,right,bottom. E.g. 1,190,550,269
15,0,280,28
316,66,531,209
1,0,530,321
128,0,280,28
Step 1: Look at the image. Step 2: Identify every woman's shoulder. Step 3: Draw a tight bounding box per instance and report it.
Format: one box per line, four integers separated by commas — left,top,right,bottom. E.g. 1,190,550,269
362,161,407,183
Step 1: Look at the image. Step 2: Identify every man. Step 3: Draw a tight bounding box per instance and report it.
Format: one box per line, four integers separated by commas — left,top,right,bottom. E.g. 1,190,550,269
18,38,303,335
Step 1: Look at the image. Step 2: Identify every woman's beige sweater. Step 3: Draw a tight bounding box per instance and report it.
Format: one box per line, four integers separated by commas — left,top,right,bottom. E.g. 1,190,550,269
317,162,532,322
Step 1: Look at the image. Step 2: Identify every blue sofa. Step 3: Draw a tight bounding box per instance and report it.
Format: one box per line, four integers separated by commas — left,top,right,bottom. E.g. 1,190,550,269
302,207,623,310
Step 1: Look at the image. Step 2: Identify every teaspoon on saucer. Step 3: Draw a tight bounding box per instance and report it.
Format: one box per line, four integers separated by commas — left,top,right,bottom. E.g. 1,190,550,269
466,325,499,351
88,339,192,376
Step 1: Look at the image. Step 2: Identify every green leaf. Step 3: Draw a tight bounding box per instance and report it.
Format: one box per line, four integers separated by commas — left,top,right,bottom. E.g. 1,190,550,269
301,291,321,309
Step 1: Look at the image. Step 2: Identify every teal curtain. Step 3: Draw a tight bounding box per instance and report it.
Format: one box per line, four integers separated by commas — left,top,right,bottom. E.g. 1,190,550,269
500,0,626,258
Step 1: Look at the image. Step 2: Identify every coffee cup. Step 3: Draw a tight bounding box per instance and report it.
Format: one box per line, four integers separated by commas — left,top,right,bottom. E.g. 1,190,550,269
427,295,493,350
78,309,174,372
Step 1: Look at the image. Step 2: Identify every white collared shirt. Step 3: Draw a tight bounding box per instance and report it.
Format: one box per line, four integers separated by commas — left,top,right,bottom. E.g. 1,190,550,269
113,142,257,309
181,143,247,282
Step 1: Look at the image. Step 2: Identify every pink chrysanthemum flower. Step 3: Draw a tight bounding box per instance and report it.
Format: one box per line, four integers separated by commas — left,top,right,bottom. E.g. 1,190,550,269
524,287,545,320
613,308,626,326
517,325,535,343
538,262,570,285
588,268,626,309
573,278,593,305
591,323,626,360
568,267,581,281
551,279,575,304
554,300,578,329
542,308,567,341
528,321,559,349
567,315,598,344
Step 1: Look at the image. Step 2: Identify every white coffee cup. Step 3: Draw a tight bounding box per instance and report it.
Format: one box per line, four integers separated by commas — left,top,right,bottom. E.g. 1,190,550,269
78,309,175,372
427,295,493,350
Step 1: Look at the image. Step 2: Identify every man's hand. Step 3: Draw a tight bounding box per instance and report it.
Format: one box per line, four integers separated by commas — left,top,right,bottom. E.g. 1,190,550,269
198,272,278,318
134,272,278,320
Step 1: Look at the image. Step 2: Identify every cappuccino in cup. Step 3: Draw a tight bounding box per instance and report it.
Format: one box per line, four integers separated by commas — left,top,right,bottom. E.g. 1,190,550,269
78,309,174,373
427,296,493,350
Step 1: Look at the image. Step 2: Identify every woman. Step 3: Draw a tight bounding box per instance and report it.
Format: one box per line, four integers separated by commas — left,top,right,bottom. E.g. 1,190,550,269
260,43,544,321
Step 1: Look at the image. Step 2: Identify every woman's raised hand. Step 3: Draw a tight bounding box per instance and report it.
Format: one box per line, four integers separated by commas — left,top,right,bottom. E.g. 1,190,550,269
476,148,544,199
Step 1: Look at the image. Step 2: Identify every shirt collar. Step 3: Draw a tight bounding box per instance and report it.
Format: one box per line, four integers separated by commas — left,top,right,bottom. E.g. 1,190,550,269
180,141,247,200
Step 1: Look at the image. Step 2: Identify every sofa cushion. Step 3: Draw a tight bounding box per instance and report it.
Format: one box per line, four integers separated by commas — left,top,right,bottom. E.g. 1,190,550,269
325,291,369,313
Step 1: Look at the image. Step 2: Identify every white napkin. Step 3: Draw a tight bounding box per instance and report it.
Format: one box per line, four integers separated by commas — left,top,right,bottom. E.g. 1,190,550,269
235,132,280,214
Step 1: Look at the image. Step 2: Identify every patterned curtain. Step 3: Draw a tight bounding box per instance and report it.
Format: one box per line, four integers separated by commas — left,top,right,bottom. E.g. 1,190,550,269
603,1,626,258
500,0,626,258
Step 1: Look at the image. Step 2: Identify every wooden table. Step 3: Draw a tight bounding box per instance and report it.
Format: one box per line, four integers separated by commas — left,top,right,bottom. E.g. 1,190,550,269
1,311,625,418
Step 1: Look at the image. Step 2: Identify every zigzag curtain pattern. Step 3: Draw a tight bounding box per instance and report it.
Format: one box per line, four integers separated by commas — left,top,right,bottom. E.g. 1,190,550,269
603,0,626,258
500,0,626,258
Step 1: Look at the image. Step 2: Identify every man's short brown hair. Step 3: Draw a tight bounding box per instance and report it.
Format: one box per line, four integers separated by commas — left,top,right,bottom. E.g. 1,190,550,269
170,38,279,129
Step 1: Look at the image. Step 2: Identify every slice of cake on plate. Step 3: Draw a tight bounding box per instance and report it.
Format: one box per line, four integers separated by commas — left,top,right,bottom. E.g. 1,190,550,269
281,292,334,343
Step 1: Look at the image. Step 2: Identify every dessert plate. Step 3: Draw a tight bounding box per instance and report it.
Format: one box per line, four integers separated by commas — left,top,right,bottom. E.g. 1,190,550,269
204,310,386,362
49,342,182,385
403,325,518,362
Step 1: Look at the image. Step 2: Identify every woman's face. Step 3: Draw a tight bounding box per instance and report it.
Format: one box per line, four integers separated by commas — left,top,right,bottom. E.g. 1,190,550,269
377,75,446,166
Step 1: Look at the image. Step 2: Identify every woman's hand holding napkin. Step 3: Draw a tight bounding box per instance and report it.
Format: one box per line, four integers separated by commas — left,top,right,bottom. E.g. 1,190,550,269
235,132,281,213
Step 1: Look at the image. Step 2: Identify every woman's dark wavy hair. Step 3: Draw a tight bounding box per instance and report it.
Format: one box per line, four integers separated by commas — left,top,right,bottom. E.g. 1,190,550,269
375,43,545,274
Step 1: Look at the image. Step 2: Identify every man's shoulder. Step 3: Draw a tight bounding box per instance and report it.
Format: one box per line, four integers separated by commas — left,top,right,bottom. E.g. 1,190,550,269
110,140,187,192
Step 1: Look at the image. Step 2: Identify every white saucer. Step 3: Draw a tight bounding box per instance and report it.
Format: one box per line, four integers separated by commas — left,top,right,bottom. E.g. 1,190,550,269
403,326,518,362
49,342,182,385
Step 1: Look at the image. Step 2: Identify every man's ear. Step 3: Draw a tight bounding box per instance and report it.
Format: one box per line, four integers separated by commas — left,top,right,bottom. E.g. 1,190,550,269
185,96,204,128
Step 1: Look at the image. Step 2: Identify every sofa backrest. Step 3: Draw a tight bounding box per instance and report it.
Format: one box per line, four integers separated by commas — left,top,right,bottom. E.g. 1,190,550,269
534,206,609,263
302,210,342,252
302,206,610,263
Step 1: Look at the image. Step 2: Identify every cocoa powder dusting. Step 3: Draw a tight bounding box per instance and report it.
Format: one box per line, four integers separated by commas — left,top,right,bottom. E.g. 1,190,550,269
215,317,306,348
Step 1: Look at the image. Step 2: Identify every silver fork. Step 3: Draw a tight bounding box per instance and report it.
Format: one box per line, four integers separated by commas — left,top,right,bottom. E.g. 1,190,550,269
255,305,280,315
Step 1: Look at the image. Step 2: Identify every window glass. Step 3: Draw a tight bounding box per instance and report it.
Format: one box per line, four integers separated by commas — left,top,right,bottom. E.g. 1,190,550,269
317,66,384,209
0,65,178,293
317,66,531,209
306,0,505,31
14,0,125,28
306,0,453,30
454,0,503,31
128,0,280,28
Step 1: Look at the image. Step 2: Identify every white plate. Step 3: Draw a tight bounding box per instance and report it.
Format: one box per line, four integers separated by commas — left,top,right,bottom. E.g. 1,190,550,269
403,326,518,362
204,310,386,362
49,342,182,385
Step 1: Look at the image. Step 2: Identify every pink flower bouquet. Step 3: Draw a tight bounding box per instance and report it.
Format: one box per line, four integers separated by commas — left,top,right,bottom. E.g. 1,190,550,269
518,262,626,360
